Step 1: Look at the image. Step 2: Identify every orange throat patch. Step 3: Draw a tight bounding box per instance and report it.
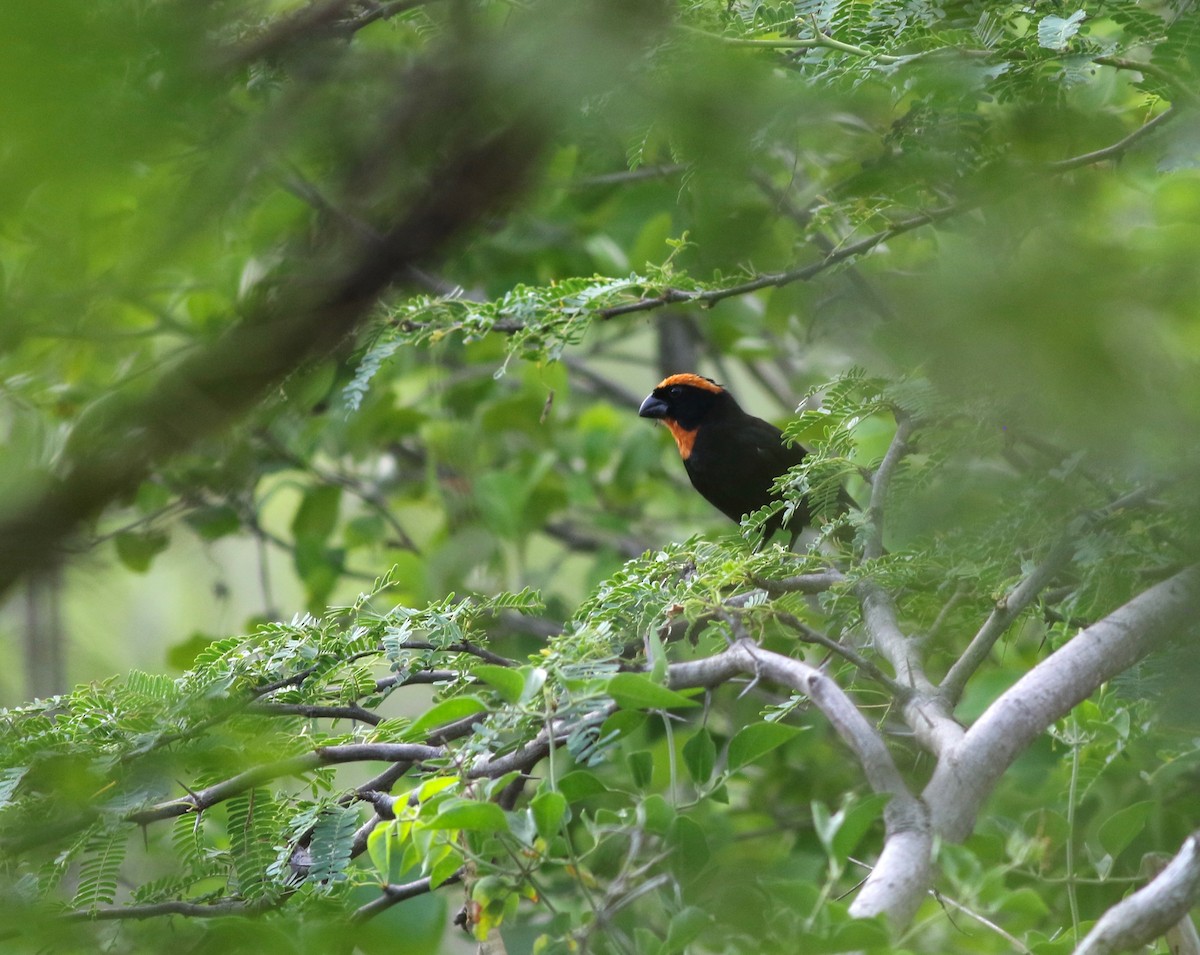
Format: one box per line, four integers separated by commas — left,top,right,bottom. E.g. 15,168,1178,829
664,420,697,460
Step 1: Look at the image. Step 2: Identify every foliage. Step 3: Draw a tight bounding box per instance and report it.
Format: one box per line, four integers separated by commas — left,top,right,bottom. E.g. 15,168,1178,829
1,0,1200,953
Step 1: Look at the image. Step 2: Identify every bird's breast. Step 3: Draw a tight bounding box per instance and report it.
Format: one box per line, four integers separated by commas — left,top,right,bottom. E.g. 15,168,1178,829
663,420,698,460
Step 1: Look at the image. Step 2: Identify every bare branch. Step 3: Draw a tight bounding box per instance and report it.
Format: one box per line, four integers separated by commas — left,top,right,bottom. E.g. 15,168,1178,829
771,610,904,693
1050,107,1178,171
864,410,914,560
939,535,1076,706
1073,832,1200,955
667,640,931,925
249,702,383,725
756,570,846,594
395,640,519,667
129,743,443,824
595,206,960,321
856,580,963,759
925,565,1200,842
352,873,461,923
67,897,274,921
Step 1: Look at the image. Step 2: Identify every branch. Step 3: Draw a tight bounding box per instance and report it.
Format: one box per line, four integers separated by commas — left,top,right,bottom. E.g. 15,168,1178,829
352,873,461,923
1092,57,1200,108
67,897,274,921
771,610,903,694
856,580,962,758
395,640,518,667
680,23,907,65
940,481,1168,706
849,412,962,755
863,410,913,560
667,641,931,926
0,86,546,604
924,565,1200,842
570,164,688,188
128,743,443,824
938,535,1076,706
1073,833,1200,955
249,702,383,725
595,206,960,321
1049,107,1178,171
756,570,845,594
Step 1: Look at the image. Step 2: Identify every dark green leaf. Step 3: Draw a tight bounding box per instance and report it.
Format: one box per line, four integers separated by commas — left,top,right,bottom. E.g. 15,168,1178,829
682,728,716,785
113,530,169,573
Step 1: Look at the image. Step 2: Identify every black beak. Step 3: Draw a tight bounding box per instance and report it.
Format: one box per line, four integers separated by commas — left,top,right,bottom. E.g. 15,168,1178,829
638,394,669,419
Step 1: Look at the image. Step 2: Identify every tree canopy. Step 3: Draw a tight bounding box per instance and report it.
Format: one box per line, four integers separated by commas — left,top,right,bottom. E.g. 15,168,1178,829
1,1,1199,953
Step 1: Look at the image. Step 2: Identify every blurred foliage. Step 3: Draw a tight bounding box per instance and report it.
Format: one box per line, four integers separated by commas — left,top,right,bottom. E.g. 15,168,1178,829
1,0,1199,951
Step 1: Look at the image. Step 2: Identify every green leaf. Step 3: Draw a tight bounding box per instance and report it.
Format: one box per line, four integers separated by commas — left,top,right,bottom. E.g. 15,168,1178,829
667,816,710,881
0,767,26,808
663,906,712,954
404,696,487,740
727,722,801,770
427,799,509,833
627,750,654,790
531,790,568,839
639,793,675,835
606,673,700,711
430,849,464,887
366,823,395,880
831,793,891,866
473,664,525,704
556,770,609,802
114,530,169,573
309,805,359,887
292,484,342,544
185,504,241,541
1097,800,1154,861
682,729,716,785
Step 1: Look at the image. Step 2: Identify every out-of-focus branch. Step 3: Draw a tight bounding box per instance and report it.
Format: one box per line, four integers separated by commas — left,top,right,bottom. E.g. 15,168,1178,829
0,2,669,603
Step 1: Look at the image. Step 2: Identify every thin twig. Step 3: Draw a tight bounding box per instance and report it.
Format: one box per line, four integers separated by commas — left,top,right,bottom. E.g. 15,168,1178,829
351,873,460,923
1049,107,1177,171
772,610,904,695
596,206,960,321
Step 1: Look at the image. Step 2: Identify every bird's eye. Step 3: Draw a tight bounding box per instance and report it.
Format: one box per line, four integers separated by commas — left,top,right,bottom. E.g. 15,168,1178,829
668,386,682,397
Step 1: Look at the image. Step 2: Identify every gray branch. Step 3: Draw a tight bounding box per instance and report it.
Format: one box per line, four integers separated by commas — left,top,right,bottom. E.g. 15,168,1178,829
668,641,930,926
925,565,1200,842
1073,832,1200,955
939,534,1076,706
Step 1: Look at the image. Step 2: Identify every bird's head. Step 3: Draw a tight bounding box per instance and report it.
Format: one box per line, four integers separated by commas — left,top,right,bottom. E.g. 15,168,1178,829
638,373,731,458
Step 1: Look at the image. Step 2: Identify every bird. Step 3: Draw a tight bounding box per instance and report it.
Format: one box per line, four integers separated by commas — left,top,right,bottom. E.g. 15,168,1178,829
638,373,825,541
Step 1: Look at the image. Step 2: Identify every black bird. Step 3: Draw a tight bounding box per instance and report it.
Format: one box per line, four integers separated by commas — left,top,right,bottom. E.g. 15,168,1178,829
638,373,819,539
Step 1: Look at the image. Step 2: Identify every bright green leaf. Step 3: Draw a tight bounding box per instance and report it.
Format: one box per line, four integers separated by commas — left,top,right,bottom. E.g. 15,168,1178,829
427,799,509,833
531,790,568,839
607,673,700,711
473,664,525,704
404,696,487,740
727,721,801,770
